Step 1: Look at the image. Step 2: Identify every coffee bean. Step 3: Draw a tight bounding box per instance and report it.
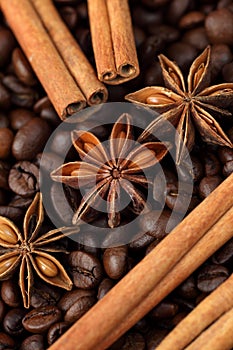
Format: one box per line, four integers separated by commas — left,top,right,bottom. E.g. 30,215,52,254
59,6,78,30
22,306,62,333
58,289,96,323
3,308,27,336
177,276,198,299
1,280,21,307
150,301,179,320
0,28,16,67
205,8,233,45
9,108,35,131
30,281,62,308
0,161,10,190
0,81,11,110
0,206,24,222
132,6,162,29
110,332,145,350
97,278,115,300
68,251,103,289
103,246,128,280
198,175,222,199
138,210,173,239
0,301,6,323
20,334,44,350
167,0,190,24
0,113,9,128
8,161,39,197
212,238,233,265
182,27,209,50
129,231,155,251
47,322,69,345
166,42,198,71
9,195,32,210
0,332,15,350
223,160,233,177
12,118,51,160
12,48,37,86
49,182,74,226
217,146,233,164
191,156,204,182
179,11,205,29
2,75,38,108
222,61,233,83
197,264,230,293
0,128,14,159
210,44,233,78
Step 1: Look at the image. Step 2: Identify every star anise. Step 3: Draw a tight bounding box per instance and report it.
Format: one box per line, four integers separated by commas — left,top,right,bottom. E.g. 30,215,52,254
125,46,233,164
51,113,170,228
0,193,74,308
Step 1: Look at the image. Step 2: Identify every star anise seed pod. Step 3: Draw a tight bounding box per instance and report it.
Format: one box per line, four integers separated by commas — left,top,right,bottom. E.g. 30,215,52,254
0,193,75,308
125,46,233,164
51,113,170,228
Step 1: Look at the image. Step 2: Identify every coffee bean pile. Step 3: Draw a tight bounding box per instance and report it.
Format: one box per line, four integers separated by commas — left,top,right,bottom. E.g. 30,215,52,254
0,0,233,349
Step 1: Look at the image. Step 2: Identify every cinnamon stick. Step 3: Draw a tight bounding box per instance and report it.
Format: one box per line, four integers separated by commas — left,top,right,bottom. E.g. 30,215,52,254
185,307,233,350
0,0,86,120
50,173,233,350
157,274,233,350
31,0,108,106
88,0,140,84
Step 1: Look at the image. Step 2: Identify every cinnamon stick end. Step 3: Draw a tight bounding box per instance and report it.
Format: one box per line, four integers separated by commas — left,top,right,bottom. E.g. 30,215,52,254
87,87,108,106
61,100,86,121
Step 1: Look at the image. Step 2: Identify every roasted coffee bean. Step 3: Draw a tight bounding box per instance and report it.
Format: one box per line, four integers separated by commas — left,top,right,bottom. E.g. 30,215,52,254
0,301,6,323
198,175,222,199
222,61,233,83
49,182,74,226
97,278,115,300
132,6,162,29
20,334,44,350
2,75,38,108
191,156,204,182
47,322,69,345
203,152,221,176
9,108,35,131
59,6,78,30
177,276,198,299
205,8,233,45
49,129,74,158
0,128,14,159
3,308,27,336
0,82,11,110
12,117,51,160
165,182,200,213
166,42,198,71
129,232,155,250
68,251,103,289
110,331,145,350
9,195,32,210
217,146,233,164
212,238,233,265
0,113,9,128
103,246,128,280
22,306,62,333
197,264,230,293
34,95,60,126
0,28,16,67
0,205,24,222
138,36,164,67
182,27,209,50
30,282,62,308
0,332,15,350
0,161,10,189
223,160,233,177
8,161,39,197
58,289,96,323
167,0,190,24
179,11,205,29
150,301,179,320
210,44,233,78
12,48,37,86
1,280,21,307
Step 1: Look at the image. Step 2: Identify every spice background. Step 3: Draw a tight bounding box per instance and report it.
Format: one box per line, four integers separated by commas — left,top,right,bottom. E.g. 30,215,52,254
0,0,233,349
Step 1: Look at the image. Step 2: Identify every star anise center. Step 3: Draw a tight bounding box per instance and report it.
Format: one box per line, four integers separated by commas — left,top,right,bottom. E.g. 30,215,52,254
111,168,121,179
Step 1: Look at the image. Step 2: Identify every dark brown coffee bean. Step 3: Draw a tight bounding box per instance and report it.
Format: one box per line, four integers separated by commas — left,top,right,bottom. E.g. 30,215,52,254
110,332,145,350
30,281,62,308
58,289,96,324
34,95,60,126
138,36,164,67
3,308,27,336
212,238,233,265
205,8,233,45
139,210,173,239
2,75,38,108
0,332,15,350
49,182,74,226
47,322,69,345
177,276,198,299
68,251,103,289
1,280,21,307
182,27,209,50
222,61,233,83
179,11,205,29
132,6,162,29
103,246,128,280
97,278,115,300
210,44,233,78
59,6,78,30
191,156,204,182
0,161,10,190
223,160,233,177
0,82,11,110
20,334,44,350
129,231,155,250
0,301,6,323
198,175,222,199
150,301,178,320
12,117,51,160
22,306,62,333
218,146,233,163
0,113,9,128
0,205,23,222
197,264,230,293
165,182,200,213
0,28,16,67
9,195,32,209
8,161,39,197
166,42,198,71
167,0,190,24
9,108,35,131
0,128,14,159
12,48,37,86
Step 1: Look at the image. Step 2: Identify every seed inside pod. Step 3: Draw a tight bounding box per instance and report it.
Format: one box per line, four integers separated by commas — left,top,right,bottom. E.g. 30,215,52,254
0,256,18,275
35,256,58,277
0,224,18,244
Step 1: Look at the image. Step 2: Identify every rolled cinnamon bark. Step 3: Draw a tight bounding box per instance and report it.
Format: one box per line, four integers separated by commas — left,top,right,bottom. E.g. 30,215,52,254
0,0,86,120
31,0,108,106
